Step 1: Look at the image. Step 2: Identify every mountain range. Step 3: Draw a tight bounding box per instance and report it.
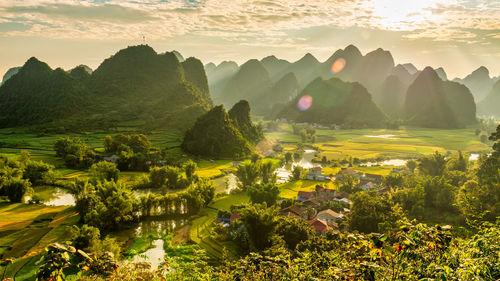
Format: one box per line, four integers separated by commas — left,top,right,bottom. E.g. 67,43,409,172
1,44,499,130
205,45,499,126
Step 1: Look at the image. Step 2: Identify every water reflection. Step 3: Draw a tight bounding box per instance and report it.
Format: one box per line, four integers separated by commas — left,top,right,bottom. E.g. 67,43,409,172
361,159,407,167
25,186,75,206
133,239,165,269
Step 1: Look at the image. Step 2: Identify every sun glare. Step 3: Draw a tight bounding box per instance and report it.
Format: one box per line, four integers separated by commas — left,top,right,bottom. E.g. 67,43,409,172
370,0,450,30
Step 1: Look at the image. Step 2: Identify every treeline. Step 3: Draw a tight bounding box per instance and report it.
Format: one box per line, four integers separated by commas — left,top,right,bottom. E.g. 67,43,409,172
54,133,173,171
70,163,215,231
0,151,56,202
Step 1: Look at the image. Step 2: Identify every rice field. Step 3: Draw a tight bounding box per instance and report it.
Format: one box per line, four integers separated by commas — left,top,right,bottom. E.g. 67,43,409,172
0,203,78,280
266,124,490,161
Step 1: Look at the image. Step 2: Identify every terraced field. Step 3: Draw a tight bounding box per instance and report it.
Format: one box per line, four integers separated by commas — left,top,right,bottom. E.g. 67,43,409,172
0,203,78,280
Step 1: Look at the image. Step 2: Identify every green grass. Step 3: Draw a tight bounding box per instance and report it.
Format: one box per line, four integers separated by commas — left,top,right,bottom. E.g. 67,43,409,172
209,193,249,211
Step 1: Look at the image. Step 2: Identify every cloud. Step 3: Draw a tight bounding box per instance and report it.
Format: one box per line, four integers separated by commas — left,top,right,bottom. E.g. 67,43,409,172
0,0,499,77
5,3,156,23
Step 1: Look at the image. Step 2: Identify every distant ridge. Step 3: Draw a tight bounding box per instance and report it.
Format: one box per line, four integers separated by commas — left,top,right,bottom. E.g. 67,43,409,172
205,44,492,129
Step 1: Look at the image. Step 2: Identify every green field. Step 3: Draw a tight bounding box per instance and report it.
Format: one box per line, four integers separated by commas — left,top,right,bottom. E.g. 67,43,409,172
0,203,78,280
266,124,490,161
0,126,183,151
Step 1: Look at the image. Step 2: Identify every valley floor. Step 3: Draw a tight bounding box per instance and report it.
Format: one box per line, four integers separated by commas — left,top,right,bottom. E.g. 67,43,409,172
0,123,493,279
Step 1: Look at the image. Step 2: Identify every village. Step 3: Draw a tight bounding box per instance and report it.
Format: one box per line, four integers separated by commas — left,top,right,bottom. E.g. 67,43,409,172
220,166,387,234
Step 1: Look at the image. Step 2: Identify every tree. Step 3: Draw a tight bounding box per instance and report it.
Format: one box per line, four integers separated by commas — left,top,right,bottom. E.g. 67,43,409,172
260,160,277,184
390,184,426,219
236,204,278,251
149,166,187,190
70,224,101,250
248,183,280,206
183,160,197,180
275,216,314,250
335,173,360,193
1,177,31,202
128,134,151,153
75,181,136,230
383,173,405,189
478,125,500,184
195,178,216,207
456,180,488,220
480,134,488,143
447,151,468,172
348,191,402,233
417,151,447,177
89,161,119,182
23,160,55,185
406,160,417,173
284,152,292,164
54,137,95,169
291,166,304,181
235,162,261,190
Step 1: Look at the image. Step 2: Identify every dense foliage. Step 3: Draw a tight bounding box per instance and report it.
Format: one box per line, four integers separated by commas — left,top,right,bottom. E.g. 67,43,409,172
0,152,55,202
182,105,253,158
54,137,96,169
228,100,264,144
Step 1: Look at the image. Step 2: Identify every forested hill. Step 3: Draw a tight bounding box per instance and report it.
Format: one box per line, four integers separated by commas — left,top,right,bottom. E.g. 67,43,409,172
0,45,213,131
275,77,387,128
0,58,87,128
404,67,476,129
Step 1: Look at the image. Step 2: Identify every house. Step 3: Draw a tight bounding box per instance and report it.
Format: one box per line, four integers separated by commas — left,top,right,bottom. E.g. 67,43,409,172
316,209,343,225
337,168,363,179
363,173,383,183
317,187,336,199
335,191,350,199
359,181,376,190
301,198,321,208
298,191,315,201
336,197,352,205
306,167,325,181
279,205,308,219
309,218,331,233
317,194,333,203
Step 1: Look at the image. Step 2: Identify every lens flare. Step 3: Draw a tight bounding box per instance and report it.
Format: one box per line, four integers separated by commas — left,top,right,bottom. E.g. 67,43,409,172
297,95,313,111
331,58,346,74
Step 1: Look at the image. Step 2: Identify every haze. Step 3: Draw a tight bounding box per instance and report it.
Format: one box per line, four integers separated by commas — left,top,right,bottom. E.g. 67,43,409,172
1,0,500,78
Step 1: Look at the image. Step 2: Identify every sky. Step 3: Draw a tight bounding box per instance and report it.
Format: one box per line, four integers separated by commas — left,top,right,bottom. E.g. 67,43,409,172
1,0,500,79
